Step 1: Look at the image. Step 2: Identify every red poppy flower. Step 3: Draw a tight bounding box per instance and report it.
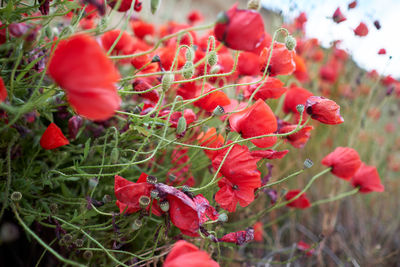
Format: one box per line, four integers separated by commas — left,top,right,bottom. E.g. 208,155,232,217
294,12,307,31
319,60,340,84
158,45,186,70
244,77,287,101
285,189,311,209
214,4,265,51
107,0,141,12
238,52,262,76
229,99,277,148
283,84,313,114
293,54,309,82
305,96,344,125
354,22,369,37
279,124,314,148
132,79,159,103
332,7,346,23
130,20,155,39
40,123,69,150
167,109,196,128
187,10,204,25
253,222,263,242
101,30,134,55
0,77,7,102
348,1,357,9
114,174,162,216
297,241,315,256
250,149,289,159
260,42,295,76
207,53,239,85
218,228,254,245
378,48,386,55
48,34,121,121
164,240,219,267
351,163,384,193
194,84,231,112
197,127,225,160
321,147,362,180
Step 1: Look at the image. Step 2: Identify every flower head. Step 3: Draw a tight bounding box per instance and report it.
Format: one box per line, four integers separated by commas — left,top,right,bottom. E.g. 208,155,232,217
260,42,295,76
351,163,384,193
321,147,362,180
305,96,344,125
40,123,69,150
285,189,311,209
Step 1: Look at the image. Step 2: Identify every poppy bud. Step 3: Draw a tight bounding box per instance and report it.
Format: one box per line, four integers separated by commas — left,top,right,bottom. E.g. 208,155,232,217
285,35,297,51
160,200,170,212
182,61,194,79
150,189,160,199
102,194,112,203
146,175,157,184
74,239,84,247
185,47,194,62
247,0,260,10
63,234,73,244
208,51,218,66
303,158,313,169
210,64,221,74
150,0,161,14
161,72,174,91
296,104,305,114
10,191,22,202
212,105,225,116
176,116,187,135
110,148,119,164
132,219,143,230
218,213,228,222
83,250,93,260
139,195,151,208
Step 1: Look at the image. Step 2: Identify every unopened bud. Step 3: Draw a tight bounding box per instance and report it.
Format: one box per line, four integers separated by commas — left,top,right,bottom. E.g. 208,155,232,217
132,219,143,230
185,47,194,62
139,196,151,208
218,213,228,222
10,191,22,202
161,72,174,91
208,51,218,66
110,148,119,164
247,0,260,10
150,0,161,14
303,158,314,169
296,104,305,114
150,189,159,199
182,61,194,79
146,175,157,185
160,200,170,212
176,116,187,135
83,250,93,260
285,35,297,51
213,105,225,116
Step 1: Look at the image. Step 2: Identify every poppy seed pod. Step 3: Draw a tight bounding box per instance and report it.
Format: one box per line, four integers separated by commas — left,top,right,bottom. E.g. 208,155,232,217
285,35,297,51
161,72,174,91
160,200,170,212
213,105,225,116
132,219,143,230
208,51,218,66
10,191,22,202
74,239,84,247
83,250,93,260
146,175,157,184
139,195,151,208
304,159,314,169
150,189,160,199
296,104,305,114
218,213,228,222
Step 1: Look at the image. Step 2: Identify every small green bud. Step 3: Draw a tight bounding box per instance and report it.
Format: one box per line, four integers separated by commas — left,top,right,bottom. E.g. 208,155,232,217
213,106,225,116
185,47,194,62
150,189,160,199
218,213,228,222
83,250,93,260
10,191,22,202
132,219,143,230
208,51,218,66
176,116,187,135
139,195,151,208
182,61,194,79
161,72,174,91
146,175,157,185
150,0,161,14
296,104,305,114
285,35,297,51
110,147,119,164
304,159,314,169
160,200,170,212
74,239,84,248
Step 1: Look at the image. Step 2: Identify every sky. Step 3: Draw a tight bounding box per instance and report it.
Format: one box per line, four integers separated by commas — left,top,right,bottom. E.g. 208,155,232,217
261,0,400,78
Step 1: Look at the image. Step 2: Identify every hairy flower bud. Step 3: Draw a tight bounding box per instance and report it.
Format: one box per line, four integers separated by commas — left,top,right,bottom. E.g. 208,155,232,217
208,51,218,66
285,35,297,51
185,47,194,62
182,61,195,79
176,116,187,135
161,72,174,91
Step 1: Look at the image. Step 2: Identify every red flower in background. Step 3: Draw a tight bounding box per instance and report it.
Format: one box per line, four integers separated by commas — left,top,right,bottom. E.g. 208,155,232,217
238,52,262,76
283,84,313,114
279,124,314,148
164,240,219,267
48,34,121,121
293,54,309,82
218,228,254,245
194,84,231,112
297,241,315,256
354,22,369,37
321,147,362,180
378,48,386,55
0,77,7,102
253,221,264,242
214,4,265,51
187,10,204,25
132,79,159,103
332,8,346,23
348,1,357,9
229,99,277,148
198,127,225,160
260,42,295,76
114,174,162,216
351,163,384,193
285,189,311,209
243,77,287,101
101,30,134,55
305,96,344,125
130,20,155,39
40,123,69,150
